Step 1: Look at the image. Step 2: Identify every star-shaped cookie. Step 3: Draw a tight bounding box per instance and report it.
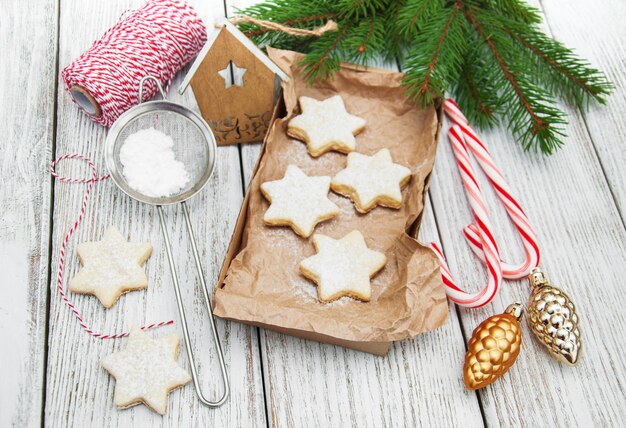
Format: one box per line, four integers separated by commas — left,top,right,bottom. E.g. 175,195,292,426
287,95,367,157
69,226,152,308
331,149,412,213
101,327,191,415
261,165,340,237
300,230,387,302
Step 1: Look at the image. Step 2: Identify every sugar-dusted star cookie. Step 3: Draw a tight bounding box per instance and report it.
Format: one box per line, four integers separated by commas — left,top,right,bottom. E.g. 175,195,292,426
68,226,152,308
287,95,367,157
299,230,387,302
101,327,191,415
261,165,340,238
331,148,412,213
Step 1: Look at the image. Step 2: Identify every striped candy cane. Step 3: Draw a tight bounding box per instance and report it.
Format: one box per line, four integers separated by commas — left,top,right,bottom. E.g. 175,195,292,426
50,154,173,338
430,99,541,307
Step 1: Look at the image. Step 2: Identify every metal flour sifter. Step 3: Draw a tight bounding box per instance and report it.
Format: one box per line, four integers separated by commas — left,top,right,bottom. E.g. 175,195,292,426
104,76,229,407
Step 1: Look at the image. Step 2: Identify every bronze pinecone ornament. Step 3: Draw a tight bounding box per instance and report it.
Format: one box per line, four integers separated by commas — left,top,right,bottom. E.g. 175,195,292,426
463,303,523,390
462,269,583,391
527,268,582,365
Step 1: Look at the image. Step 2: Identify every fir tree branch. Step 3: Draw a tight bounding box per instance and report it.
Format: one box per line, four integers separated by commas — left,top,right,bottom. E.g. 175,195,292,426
515,34,593,93
402,0,468,105
397,0,444,40
465,7,543,133
461,68,496,123
409,6,426,27
343,17,385,65
238,0,613,154
382,0,404,61
237,0,342,50
506,29,613,106
485,0,541,24
337,0,390,19
465,6,567,152
360,18,376,50
453,36,502,129
421,1,462,96
311,28,348,73
299,23,352,81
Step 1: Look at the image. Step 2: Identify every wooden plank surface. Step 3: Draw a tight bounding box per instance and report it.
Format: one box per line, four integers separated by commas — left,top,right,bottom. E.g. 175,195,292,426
44,1,265,426
0,0,58,426
2,0,625,426
539,0,626,220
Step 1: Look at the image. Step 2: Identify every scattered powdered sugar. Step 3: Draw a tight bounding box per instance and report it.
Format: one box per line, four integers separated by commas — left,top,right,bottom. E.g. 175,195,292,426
120,127,190,197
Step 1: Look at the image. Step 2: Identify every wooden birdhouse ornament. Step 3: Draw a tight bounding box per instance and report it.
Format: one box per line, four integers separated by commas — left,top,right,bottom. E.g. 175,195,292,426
179,18,289,145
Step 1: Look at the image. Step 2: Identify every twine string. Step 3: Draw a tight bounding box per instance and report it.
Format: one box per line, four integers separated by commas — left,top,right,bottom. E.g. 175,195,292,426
50,154,174,339
229,14,338,37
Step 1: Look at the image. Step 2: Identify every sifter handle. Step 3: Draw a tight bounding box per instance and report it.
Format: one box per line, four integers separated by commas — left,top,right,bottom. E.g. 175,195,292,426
156,203,230,407
138,75,166,104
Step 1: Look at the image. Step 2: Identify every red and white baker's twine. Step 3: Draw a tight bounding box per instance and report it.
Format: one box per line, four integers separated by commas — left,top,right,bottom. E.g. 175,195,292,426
62,0,207,127
50,154,173,338
430,99,541,308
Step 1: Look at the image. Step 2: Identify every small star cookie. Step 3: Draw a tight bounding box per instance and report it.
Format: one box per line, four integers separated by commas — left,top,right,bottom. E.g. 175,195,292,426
287,95,367,157
300,230,387,302
101,327,191,415
261,165,340,238
69,226,152,308
331,149,412,213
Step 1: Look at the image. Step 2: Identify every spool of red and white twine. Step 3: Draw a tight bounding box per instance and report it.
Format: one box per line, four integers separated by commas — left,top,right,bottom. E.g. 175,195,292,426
61,0,207,127
429,99,541,308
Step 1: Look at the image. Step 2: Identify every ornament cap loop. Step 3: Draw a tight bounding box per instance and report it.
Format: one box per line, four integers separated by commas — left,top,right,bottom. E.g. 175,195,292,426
529,267,549,288
505,302,524,320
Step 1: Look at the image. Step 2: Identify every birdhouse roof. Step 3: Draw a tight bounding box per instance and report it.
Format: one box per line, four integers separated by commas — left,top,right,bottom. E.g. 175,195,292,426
179,18,289,94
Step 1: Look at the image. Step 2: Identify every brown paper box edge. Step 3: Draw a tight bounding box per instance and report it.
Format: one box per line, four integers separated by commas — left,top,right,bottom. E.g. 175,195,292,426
214,90,443,357
216,314,391,356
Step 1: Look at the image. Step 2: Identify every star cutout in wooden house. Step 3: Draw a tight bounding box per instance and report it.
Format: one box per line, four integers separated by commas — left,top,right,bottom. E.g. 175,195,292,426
179,18,289,145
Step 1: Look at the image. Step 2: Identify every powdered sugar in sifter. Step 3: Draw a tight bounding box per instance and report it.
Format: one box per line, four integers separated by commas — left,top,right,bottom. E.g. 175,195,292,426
105,76,228,407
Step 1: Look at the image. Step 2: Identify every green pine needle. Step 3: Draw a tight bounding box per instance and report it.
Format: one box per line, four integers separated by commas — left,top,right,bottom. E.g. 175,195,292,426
485,0,542,24
402,1,469,106
453,37,503,129
337,0,393,19
297,25,350,81
396,0,445,41
504,21,614,107
342,18,386,65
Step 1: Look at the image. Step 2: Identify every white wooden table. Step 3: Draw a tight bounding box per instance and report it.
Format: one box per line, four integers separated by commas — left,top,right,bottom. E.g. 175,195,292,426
1,0,625,426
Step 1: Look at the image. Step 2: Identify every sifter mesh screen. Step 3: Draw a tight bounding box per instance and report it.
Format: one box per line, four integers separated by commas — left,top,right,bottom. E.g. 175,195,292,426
106,101,217,206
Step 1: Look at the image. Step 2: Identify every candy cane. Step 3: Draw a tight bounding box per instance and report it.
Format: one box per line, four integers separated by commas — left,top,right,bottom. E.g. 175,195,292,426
445,99,541,278
430,126,503,307
51,154,173,338
430,99,540,307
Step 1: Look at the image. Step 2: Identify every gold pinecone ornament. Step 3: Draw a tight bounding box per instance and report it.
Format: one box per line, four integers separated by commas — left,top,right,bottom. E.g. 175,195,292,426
527,268,582,365
463,303,523,390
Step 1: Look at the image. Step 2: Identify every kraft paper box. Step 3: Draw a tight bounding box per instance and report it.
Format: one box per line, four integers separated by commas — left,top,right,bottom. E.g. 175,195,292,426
213,48,448,356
